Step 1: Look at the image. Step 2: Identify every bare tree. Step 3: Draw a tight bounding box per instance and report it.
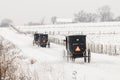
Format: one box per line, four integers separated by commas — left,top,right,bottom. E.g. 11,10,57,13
27,22,41,26
74,10,87,22
74,10,98,22
115,16,120,21
0,41,17,80
97,5,114,22
0,37,31,80
40,17,45,25
0,19,13,27
86,13,98,22
51,16,57,24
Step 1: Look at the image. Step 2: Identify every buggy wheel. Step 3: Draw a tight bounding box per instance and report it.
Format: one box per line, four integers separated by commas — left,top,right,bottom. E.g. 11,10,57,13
63,49,66,60
71,58,75,63
84,51,87,63
33,41,35,46
48,42,50,48
66,51,70,62
88,49,91,63
37,42,40,47
67,56,69,62
38,44,40,47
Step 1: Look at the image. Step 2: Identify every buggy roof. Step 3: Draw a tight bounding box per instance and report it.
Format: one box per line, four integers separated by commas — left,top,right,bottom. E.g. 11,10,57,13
66,35,86,37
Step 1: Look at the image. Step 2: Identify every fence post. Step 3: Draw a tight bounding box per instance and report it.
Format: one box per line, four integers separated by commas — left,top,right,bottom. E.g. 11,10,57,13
53,31,55,35
109,45,112,55
90,43,93,52
106,45,107,54
87,43,89,50
101,44,103,53
114,45,117,55
97,44,99,53
81,31,83,35
58,31,60,35
67,31,69,35
94,44,95,53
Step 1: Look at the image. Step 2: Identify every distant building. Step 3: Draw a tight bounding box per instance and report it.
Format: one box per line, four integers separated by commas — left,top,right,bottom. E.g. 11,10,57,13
27,22,41,26
55,18,74,24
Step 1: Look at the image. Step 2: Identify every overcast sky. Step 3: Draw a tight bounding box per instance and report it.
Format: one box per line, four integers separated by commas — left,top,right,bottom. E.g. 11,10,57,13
0,0,120,25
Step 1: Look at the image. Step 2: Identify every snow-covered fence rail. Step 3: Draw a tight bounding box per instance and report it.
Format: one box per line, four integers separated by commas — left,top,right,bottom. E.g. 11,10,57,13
17,22,120,35
9,25,33,34
14,25,120,55
87,43,120,55
49,37,65,46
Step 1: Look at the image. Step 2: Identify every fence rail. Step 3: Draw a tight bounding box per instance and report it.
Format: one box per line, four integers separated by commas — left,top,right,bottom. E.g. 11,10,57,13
14,27,120,55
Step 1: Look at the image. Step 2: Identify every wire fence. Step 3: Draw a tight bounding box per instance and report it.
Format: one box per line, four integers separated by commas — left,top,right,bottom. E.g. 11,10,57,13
13,26,120,55
49,35,120,55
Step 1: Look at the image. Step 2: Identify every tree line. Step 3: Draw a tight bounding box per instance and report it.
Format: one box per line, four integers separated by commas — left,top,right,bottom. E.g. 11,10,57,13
51,5,120,24
1,5,120,26
73,5,120,22
0,19,13,27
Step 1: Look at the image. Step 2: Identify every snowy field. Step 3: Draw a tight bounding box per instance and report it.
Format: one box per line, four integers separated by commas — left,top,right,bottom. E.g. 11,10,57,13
16,22,120,55
17,22,120,45
0,26,120,80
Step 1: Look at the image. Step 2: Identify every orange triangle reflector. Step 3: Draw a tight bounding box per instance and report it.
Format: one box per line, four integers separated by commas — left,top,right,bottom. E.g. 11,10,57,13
75,46,80,52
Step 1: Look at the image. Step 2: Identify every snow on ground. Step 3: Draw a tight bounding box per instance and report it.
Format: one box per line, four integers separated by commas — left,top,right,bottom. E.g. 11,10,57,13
17,22,120,45
0,27,64,62
0,27,65,80
0,27,120,80
16,22,120,55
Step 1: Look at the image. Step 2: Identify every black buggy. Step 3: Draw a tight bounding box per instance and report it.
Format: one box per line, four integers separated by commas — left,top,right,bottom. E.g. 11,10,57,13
33,33,40,46
33,33,50,48
64,35,91,63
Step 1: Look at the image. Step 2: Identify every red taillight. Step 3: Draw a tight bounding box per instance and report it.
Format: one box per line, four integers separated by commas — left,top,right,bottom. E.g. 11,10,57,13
75,46,81,52
42,39,46,43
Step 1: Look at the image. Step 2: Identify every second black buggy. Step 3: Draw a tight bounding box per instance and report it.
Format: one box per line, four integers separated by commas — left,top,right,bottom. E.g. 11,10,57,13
33,33,50,48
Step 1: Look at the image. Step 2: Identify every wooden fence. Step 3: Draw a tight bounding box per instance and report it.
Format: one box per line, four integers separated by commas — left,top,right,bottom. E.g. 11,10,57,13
87,43,120,55
16,28,120,55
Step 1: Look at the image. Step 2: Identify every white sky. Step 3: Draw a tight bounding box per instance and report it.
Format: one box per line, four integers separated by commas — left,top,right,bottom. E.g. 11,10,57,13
0,0,120,25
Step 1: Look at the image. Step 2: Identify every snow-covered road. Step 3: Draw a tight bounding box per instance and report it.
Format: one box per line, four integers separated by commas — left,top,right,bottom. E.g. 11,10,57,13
0,27,64,63
0,27,120,80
